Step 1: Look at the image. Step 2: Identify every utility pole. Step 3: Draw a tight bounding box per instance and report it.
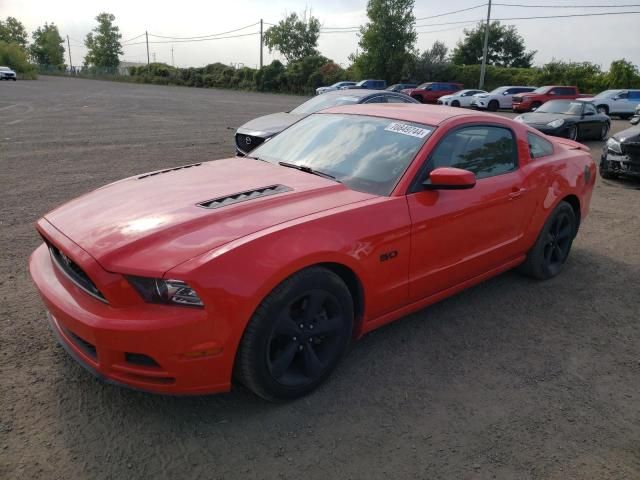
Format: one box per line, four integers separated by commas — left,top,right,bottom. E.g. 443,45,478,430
145,30,150,67
259,19,263,70
66,35,73,73
479,0,492,89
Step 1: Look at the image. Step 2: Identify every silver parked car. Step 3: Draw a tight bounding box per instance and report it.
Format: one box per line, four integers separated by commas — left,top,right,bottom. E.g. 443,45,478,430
0,66,17,81
316,81,356,95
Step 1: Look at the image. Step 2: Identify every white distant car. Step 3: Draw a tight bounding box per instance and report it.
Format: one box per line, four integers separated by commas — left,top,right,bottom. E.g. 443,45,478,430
0,66,17,81
578,89,640,119
437,89,487,107
316,81,356,95
471,86,537,111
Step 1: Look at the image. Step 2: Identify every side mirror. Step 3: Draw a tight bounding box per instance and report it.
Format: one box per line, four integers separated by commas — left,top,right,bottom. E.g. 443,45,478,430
503,91,510,95
423,167,476,190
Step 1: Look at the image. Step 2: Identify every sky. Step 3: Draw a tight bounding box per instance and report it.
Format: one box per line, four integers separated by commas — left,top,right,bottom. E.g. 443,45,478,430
2,0,639,70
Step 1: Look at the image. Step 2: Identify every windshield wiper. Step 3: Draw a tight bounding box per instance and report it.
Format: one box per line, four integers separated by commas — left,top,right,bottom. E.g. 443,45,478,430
278,161,339,182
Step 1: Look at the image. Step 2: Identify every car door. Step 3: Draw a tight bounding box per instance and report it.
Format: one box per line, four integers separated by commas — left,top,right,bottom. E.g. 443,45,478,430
579,102,600,137
406,124,533,300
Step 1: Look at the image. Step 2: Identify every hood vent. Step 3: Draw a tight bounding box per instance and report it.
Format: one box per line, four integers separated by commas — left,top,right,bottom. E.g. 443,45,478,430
198,184,292,209
138,163,202,179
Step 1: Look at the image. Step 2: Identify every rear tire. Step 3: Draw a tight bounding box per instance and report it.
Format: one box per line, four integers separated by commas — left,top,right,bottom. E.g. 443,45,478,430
488,100,499,112
235,267,354,401
519,201,576,280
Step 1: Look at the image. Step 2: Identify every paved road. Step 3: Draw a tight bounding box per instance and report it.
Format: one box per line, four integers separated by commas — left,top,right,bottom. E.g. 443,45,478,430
1,76,639,480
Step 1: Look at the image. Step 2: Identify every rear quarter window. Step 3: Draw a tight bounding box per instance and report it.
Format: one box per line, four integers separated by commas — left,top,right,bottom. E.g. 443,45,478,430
528,133,554,159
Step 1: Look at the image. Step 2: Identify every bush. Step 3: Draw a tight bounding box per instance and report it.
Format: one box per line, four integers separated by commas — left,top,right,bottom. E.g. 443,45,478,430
0,40,37,78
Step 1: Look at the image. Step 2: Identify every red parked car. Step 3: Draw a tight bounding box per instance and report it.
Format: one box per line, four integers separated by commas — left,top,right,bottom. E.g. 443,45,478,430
29,105,596,401
512,86,585,112
402,82,463,103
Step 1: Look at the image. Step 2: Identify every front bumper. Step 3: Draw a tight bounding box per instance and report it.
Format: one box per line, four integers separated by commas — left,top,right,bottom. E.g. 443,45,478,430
523,123,572,138
29,243,234,395
600,151,640,177
512,103,532,112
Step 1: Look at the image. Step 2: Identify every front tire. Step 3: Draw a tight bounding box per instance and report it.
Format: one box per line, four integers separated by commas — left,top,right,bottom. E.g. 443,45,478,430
235,267,354,401
519,201,576,280
488,100,499,112
451,100,460,108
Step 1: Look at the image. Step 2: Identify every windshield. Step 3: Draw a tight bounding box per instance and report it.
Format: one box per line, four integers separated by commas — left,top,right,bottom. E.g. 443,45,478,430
250,114,434,196
291,95,360,115
537,101,583,115
594,90,620,98
489,87,508,94
417,83,431,90
532,86,551,94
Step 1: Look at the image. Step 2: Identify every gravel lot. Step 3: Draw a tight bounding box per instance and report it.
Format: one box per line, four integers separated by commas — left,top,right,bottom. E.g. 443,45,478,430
1,76,639,480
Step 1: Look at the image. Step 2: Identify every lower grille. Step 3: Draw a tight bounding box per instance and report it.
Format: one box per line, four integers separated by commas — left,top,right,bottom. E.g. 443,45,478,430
67,329,97,360
47,242,107,303
125,353,160,368
235,133,265,154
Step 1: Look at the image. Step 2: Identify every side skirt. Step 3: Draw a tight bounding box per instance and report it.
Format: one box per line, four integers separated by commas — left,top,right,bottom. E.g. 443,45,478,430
359,255,526,336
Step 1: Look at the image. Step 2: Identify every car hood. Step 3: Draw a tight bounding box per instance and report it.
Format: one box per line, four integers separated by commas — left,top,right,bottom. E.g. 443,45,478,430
237,112,305,137
43,158,374,275
614,126,640,143
439,95,453,101
520,112,573,125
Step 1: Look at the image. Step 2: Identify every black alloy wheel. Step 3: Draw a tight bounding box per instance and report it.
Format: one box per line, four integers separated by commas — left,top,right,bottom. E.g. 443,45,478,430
488,100,499,111
519,201,576,280
235,267,353,401
451,100,460,107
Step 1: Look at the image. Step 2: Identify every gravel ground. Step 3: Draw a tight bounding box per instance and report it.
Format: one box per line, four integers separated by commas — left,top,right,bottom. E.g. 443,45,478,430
1,76,639,480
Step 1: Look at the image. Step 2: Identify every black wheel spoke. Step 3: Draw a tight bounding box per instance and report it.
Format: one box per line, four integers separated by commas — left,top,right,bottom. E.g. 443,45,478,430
553,243,564,261
302,345,323,378
304,291,328,322
557,224,572,241
312,314,343,337
270,342,298,379
274,310,300,337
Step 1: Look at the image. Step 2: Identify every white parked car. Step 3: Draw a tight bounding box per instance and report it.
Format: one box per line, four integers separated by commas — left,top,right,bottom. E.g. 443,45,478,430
437,89,487,107
316,81,356,95
578,89,640,119
0,66,17,81
471,86,537,111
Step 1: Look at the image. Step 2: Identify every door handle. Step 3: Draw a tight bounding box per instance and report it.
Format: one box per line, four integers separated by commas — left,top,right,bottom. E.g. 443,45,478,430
508,188,525,200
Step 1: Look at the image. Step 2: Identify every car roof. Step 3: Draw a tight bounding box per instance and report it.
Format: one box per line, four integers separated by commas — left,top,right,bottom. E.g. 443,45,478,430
321,89,400,99
320,103,481,126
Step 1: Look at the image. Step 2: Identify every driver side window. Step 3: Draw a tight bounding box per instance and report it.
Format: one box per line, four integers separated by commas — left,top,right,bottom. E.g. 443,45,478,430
427,126,518,180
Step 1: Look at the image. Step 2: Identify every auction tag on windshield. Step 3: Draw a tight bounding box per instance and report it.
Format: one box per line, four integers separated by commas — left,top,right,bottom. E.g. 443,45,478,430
385,122,431,138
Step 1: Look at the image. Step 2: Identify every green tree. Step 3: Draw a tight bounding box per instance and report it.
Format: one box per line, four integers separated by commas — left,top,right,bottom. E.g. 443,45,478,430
353,0,417,84
30,23,65,67
451,21,535,68
606,59,640,88
264,12,320,63
0,17,28,48
0,40,37,78
84,12,123,68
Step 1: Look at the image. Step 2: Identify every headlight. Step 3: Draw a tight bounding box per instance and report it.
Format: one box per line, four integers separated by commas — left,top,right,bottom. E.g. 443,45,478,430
606,137,622,154
514,115,524,122
547,119,564,128
127,276,204,307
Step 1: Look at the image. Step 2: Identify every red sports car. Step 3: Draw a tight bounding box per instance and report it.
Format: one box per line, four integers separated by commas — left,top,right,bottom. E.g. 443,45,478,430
29,105,596,401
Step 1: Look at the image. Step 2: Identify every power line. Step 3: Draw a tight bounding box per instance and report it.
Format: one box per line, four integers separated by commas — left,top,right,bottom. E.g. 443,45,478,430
147,22,259,40
494,2,640,7
123,31,260,46
122,32,146,43
415,3,488,21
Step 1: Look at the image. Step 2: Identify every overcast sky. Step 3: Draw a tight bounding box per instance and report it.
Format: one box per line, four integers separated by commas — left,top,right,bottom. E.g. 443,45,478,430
3,0,639,70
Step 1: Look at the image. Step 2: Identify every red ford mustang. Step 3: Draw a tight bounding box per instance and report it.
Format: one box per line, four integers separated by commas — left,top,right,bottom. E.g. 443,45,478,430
29,104,596,401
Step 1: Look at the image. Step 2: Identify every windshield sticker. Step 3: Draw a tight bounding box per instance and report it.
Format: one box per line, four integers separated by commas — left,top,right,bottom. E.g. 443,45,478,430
385,122,431,138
